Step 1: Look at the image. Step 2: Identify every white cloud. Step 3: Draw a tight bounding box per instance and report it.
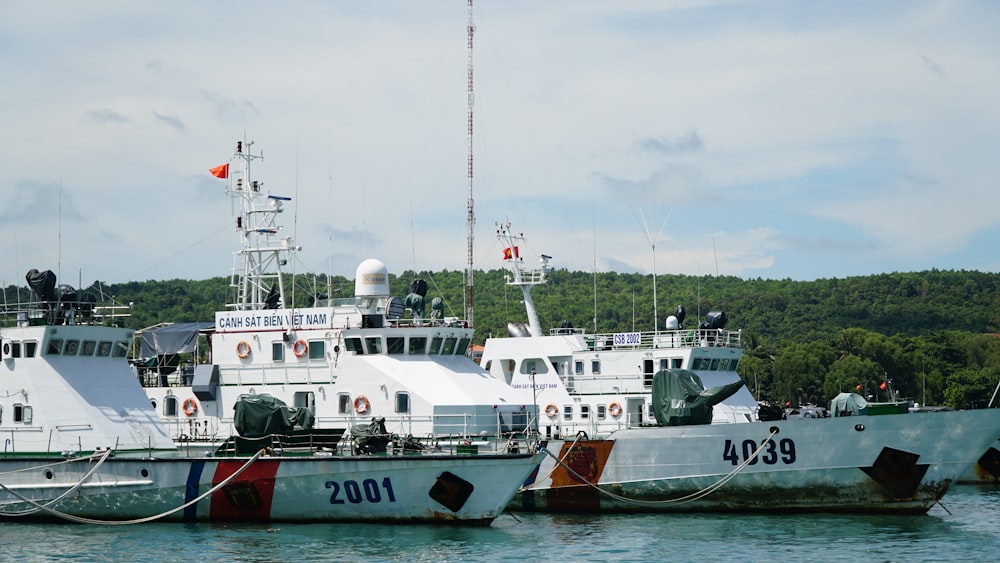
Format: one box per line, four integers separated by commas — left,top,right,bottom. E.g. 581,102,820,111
1,0,997,290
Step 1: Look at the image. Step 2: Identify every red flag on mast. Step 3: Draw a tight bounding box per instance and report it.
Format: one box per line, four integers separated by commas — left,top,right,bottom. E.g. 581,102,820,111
879,381,887,390
210,163,229,178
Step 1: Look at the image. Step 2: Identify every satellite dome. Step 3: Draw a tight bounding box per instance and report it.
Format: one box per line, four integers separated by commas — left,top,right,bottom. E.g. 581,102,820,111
355,259,389,297
665,315,679,330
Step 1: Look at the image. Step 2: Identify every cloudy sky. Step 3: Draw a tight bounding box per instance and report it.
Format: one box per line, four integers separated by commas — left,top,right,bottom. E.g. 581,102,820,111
2,1,998,291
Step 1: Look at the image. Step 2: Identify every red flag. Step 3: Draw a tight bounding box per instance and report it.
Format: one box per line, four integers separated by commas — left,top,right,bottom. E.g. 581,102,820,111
210,163,229,178
503,247,512,259
512,246,520,258
855,384,862,391
879,381,887,390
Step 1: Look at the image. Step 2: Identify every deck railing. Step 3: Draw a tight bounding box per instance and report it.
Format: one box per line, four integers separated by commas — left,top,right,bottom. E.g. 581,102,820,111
547,327,741,350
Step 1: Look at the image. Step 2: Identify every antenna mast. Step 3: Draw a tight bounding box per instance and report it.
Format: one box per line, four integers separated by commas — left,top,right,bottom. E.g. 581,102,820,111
465,0,476,325
636,208,672,334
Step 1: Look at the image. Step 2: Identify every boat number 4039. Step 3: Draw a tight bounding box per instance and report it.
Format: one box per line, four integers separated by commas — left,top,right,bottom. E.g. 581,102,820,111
326,478,397,504
722,438,796,466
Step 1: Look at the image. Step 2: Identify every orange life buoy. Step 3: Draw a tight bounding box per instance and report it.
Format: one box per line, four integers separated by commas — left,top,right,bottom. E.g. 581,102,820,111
354,395,370,414
236,340,251,359
608,402,622,417
293,339,308,357
545,404,558,417
183,398,198,416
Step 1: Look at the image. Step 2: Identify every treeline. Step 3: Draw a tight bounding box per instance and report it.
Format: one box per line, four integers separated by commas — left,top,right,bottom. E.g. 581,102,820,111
5,268,998,410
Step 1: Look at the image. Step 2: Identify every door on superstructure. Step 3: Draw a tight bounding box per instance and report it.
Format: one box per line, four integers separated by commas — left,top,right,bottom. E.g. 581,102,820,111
626,398,644,427
643,359,655,387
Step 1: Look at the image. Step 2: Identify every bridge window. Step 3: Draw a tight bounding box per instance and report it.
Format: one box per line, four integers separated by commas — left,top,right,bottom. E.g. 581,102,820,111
345,337,363,354
112,341,129,358
64,340,80,356
408,337,427,354
98,342,112,356
387,337,405,355
81,341,96,356
363,337,381,355
520,358,548,375
47,339,64,355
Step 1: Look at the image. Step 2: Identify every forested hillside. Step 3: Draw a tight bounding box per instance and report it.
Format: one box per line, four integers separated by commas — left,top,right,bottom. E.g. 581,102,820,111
5,268,998,410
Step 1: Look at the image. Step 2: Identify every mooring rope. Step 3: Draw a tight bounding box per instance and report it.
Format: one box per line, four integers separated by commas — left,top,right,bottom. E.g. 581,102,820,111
0,449,265,525
526,428,779,507
0,449,114,517
0,450,111,477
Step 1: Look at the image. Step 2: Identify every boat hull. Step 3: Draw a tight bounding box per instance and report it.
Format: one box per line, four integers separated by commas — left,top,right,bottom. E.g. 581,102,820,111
961,441,1000,483
513,409,1000,514
0,452,539,524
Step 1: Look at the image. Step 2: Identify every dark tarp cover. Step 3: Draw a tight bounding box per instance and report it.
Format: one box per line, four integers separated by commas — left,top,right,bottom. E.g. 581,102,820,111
234,394,315,438
351,417,391,454
830,392,868,416
651,369,744,426
26,269,57,301
139,322,214,359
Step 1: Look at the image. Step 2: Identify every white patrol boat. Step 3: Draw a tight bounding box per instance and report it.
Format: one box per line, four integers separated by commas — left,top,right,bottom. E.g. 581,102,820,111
0,159,540,527
481,223,757,440
480,224,1000,514
139,140,538,453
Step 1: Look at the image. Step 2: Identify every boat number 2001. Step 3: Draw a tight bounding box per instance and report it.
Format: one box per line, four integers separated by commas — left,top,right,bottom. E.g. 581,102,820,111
722,438,796,466
325,478,397,504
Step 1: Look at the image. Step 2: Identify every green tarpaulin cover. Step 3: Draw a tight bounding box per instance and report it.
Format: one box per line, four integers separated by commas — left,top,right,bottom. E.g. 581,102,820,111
234,394,315,438
830,392,868,416
651,369,745,426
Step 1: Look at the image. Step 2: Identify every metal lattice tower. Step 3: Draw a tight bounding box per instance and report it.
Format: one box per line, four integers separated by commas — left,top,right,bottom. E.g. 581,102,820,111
465,0,476,325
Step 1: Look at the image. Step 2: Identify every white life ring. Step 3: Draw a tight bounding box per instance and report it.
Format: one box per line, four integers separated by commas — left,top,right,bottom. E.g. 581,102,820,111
545,404,559,418
609,402,622,417
183,398,198,416
354,395,370,414
236,340,251,359
293,339,308,357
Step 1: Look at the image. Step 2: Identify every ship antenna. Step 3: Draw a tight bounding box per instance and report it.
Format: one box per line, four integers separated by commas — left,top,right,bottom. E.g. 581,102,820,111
465,0,476,326
592,201,598,334
291,134,300,312
635,207,672,334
